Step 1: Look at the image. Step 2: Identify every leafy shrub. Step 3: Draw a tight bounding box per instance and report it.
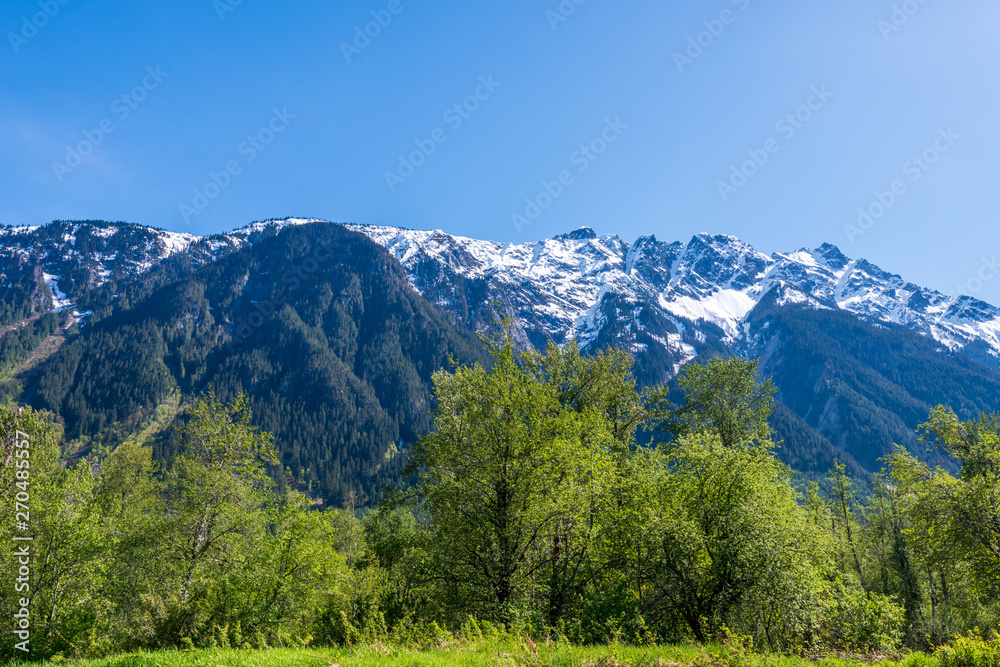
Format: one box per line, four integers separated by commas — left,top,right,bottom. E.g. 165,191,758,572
573,582,653,645
818,580,905,653
705,629,787,667
936,632,1000,667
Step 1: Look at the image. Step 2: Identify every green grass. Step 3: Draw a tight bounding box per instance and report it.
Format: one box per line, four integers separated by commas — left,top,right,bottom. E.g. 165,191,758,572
2,642,943,667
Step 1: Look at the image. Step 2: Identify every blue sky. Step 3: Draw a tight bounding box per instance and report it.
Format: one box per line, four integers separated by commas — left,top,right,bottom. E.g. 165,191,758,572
2,0,999,303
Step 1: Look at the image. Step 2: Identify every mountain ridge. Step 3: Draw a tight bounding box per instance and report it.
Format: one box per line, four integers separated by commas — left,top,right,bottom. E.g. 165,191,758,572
5,216,998,378
341,222,1000,369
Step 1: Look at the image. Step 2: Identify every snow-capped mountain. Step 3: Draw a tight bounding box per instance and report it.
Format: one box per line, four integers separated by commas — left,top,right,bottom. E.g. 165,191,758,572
0,220,250,316
3,218,999,374
345,224,1000,372
0,220,200,282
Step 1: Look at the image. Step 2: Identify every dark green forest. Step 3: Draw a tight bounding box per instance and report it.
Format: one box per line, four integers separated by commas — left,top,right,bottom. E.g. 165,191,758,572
745,298,1000,472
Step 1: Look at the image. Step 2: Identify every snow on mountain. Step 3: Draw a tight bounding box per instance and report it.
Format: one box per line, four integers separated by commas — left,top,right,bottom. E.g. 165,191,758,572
4,218,999,371
344,223,1000,367
0,221,227,325
232,217,326,241
41,272,73,311
0,221,201,290
344,224,644,347
0,225,40,237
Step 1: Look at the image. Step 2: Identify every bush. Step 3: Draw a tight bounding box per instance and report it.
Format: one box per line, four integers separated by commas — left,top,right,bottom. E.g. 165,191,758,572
936,632,1000,667
818,580,905,653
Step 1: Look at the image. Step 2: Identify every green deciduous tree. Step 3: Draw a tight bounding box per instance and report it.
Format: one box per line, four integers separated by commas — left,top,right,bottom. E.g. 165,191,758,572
0,406,107,658
521,340,670,452
521,340,670,628
413,328,614,626
145,392,278,643
634,433,825,647
667,356,776,449
889,406,1000,633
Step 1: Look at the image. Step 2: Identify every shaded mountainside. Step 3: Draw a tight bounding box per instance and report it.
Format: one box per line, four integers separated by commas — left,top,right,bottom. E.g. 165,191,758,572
0,220,209,317
744,299,1000,472
4,218,1000,498
25,224,486,503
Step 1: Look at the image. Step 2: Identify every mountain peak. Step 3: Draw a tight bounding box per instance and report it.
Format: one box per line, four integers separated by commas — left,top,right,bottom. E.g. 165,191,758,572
813,242,851,271
555,227,597,241
343,224,1000,368
689,232,744,246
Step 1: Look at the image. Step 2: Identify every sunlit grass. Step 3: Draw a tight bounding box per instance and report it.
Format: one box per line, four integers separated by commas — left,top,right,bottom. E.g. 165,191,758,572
10,641,941,667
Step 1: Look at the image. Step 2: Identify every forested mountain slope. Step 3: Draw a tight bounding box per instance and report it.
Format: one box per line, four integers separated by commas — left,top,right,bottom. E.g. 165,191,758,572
743,297,1000,472
23,223,486,503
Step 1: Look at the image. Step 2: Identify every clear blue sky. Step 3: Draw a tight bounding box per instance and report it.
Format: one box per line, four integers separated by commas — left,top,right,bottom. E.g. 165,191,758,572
2,0,999,303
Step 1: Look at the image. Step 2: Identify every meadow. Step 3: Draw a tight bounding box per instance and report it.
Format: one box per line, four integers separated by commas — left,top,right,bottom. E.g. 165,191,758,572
1,641,946,667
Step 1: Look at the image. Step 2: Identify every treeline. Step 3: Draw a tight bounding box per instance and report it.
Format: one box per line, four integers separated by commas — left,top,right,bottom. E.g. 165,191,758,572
383,330,1000,652
2,329,999,661
1,395,370,660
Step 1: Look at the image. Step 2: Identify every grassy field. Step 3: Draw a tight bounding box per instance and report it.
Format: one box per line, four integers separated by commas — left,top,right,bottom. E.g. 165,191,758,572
4,642,943,667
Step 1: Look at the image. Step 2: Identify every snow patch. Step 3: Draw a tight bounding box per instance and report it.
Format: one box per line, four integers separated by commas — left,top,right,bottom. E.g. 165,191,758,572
158,231,198,255
42,273,73,311
660,289,757,339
